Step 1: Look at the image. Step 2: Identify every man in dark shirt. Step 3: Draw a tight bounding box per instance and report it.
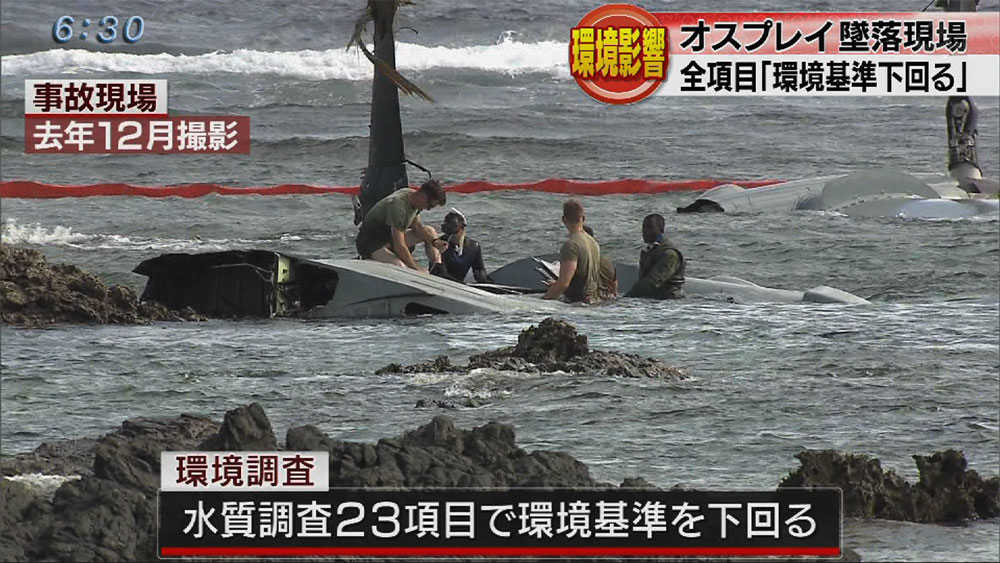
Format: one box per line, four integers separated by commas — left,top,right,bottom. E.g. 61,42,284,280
438,209,491,283
625,213,685,299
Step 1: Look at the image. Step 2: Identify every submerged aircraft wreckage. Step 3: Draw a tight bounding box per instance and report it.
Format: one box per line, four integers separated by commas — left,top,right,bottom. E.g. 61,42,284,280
679,0,999,218
676,141,1000,218
137,0,1000,318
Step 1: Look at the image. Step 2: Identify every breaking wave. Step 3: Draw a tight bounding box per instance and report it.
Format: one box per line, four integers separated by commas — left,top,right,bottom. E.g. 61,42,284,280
0,218,322,250
1,219,92,246
1,39,569,80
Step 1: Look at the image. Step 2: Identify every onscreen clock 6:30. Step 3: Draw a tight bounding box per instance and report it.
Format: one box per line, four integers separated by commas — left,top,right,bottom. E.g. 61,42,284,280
52,16,144,44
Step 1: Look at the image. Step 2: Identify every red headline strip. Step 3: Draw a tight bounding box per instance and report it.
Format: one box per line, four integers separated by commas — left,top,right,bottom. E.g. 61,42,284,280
0,179,780,199
161,546,841,558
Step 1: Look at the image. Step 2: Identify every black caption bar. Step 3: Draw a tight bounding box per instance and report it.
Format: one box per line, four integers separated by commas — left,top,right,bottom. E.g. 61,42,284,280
159,488,841,558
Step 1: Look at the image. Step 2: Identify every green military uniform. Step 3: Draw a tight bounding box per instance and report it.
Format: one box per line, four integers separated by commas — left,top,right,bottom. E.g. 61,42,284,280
625,238,685,299
597,255,617,300
559,231,601,303
355,188,419,258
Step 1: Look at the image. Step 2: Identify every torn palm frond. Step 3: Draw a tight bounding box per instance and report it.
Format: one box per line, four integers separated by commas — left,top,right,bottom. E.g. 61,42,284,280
353,38,434,102
348,0,434,103
347,1,373,51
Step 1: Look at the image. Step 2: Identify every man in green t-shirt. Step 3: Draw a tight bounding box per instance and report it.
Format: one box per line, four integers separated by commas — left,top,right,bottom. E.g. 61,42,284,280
542,199,601,303
355,180,449,273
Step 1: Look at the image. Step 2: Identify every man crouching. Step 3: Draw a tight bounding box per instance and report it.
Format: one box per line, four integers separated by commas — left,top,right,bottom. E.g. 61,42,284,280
355,180,449,274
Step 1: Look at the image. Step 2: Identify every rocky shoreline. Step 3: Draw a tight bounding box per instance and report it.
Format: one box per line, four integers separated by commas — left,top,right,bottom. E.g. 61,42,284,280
0,244,202,326
378,318,690,380
782,449,999,523
2,249,997,562
3,402,998,561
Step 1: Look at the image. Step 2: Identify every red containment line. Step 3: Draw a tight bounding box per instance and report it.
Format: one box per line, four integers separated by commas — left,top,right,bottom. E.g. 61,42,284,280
0,179,780,199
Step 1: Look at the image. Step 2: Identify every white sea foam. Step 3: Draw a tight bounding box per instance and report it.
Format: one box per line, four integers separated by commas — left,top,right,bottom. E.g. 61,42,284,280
0,218,307,251
442,383,512,401
1,39,570,80
1,218,92,245
5,473,82,498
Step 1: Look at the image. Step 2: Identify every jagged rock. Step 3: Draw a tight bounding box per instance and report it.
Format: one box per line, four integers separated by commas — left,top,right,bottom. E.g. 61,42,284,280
0,244,204,326
198,402,277,451
379,318,690,380
779,449,999,523
94,415,220,495
467,351,536,372
14,403,978,562
620,476,659,489
1,438,100,477
0,478,52,562
37,476,155,562
286,415,598,489
911,450,1000,522
376,355,458,375
513,317,589,362
415,398,458,409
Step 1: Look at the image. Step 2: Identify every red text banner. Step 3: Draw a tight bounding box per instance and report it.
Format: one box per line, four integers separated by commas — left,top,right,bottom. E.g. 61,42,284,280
24,116,251,154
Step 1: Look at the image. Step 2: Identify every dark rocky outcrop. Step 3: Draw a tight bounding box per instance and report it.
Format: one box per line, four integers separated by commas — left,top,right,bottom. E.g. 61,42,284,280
780,449,1000,523
0,404,605,561
379,355,458,375
378,318,690,380
2,415,220,481
0,413,219,562
37,476,156,562
12,402,995,562
287,415,597,489
198,402,277,452
0,438,100,478
0,244,203,326
93,415,221,495
0,478,52,562
414,398,458,409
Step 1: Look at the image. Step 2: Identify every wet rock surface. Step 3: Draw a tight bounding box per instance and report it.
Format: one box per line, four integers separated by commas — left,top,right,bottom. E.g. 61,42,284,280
379,318,690,380
0,413,219,561
288,415,597,488
0,478,52,562
1,415,220,481
780,449,1000,523
414,398,459,409
0,244,203,326
198,403,277,452
0,438,100,478
0,403,889,562
0,404,601,561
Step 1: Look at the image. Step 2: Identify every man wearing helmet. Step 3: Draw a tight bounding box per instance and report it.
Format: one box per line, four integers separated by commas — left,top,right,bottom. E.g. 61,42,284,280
438,208,492,284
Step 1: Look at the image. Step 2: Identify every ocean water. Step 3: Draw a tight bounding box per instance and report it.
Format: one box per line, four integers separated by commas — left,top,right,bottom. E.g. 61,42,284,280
1,1,999,561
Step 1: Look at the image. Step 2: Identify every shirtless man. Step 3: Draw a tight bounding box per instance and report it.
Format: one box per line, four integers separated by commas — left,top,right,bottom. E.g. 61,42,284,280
355,179,449,273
